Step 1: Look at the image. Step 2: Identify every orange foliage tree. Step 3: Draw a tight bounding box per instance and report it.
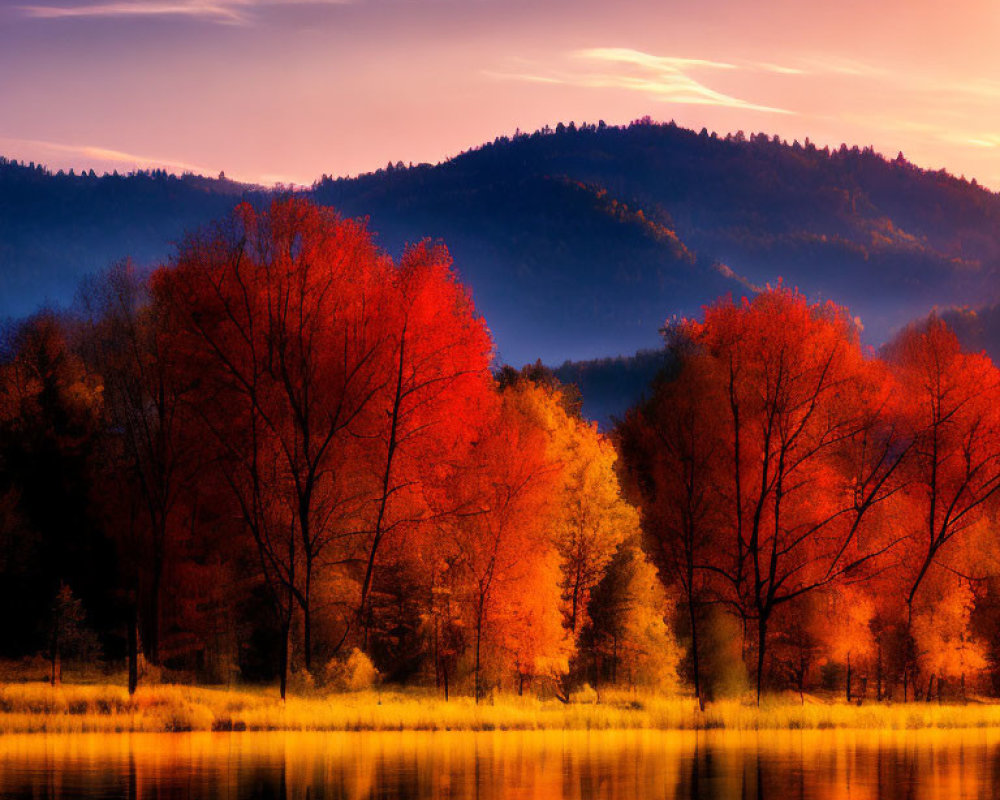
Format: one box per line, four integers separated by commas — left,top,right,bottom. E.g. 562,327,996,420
506,374,637,638
433,382,566,701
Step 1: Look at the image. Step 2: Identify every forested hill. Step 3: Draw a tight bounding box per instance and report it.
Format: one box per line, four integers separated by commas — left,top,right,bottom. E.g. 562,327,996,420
313,121,1000,363
4,120,1000,366
0,159,259,318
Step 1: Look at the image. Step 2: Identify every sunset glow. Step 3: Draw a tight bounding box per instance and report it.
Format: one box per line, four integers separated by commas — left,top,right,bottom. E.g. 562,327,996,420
2,0,1000,186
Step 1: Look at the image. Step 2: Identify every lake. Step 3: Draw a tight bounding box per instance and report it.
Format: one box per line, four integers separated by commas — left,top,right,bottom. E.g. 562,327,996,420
1,728,998,798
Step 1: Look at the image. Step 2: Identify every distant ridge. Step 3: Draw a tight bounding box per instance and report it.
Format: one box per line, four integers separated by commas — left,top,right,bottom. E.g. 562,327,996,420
4,119,1000,367
552,349,671,429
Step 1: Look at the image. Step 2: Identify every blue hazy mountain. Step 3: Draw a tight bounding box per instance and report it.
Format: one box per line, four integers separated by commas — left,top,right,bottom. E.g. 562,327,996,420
4,120,1000,370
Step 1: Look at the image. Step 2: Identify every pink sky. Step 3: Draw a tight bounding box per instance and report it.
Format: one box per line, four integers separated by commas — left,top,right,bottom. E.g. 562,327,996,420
2,0,999,187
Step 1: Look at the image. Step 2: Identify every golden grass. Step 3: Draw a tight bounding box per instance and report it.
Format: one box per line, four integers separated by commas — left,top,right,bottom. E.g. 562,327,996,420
4,683,1000,734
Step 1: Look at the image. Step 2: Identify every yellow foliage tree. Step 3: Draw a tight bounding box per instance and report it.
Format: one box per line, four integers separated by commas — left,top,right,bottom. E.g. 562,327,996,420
584,536,681,691
509,380,640,637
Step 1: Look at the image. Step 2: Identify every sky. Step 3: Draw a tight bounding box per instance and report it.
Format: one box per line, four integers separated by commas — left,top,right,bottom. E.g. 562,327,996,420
2,0,1000,187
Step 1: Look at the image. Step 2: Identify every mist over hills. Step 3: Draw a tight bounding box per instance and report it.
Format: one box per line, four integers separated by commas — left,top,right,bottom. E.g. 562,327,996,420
4,120,1000,388
0,159,258,318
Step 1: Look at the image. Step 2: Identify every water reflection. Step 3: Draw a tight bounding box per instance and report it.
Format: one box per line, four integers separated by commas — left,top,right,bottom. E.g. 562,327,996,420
1,728,1000,799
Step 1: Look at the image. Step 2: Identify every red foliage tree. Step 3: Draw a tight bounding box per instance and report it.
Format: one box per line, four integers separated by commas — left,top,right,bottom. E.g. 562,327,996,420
155,199,394,694
628,288,907,703
354,241,494,647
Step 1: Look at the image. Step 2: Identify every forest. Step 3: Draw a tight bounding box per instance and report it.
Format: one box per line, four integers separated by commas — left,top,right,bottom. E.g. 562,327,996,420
3,196,1000,713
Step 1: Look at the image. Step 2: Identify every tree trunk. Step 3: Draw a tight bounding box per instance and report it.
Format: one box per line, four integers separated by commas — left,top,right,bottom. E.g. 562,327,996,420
688,593,705,711
128,600,139,696
278,617,290,701
570,569,581,635
302,589,312,673
433,618,441,691
876,643,883,702
756,615,768,706
474,605,483,705
846,651,852,704
299,497,314,672
359,328,406,648
149,544,163,665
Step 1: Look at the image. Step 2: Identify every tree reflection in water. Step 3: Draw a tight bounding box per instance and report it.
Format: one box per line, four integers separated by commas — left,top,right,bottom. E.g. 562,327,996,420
0,729,996,799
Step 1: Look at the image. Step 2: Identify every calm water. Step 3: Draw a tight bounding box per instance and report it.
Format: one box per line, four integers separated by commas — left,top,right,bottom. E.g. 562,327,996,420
1,729,999,799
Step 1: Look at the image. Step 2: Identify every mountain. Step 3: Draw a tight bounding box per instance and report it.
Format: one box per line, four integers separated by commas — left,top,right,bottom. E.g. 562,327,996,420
939,304,1000,363
0,159,260,318
311,152,746,365
4,120,1000,367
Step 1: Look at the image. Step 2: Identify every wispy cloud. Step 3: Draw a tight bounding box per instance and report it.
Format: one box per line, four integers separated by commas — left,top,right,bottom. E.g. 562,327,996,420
943,132,1000,149
484,72,564,85
0,136,215,174
578,48,739,73
490,47,792,115
19,0,350,24
0,136,316,185
927,77,1000,103
755,61,806,76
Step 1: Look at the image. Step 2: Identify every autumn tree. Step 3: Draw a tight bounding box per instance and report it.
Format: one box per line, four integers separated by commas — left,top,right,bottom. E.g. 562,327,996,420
46,582,100,686
156,199,394,695
424,558,467,700
619,343,720,709
155,199,495,694
511,374,637,638
436,383,564,701
769,595,823,703
354,241,493,649
625,288,907,703
810,585,876,701
911,575,986,700
77,260,198,674
583,535,681,691
886,318,1000,631
0,313,114,669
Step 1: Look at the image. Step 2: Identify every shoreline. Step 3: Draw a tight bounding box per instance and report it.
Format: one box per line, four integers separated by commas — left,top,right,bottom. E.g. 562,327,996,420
4,683,1000,735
